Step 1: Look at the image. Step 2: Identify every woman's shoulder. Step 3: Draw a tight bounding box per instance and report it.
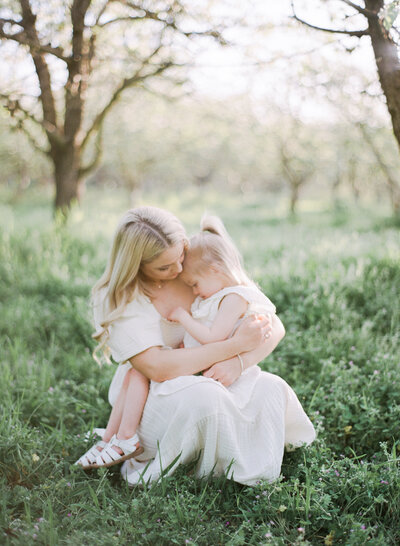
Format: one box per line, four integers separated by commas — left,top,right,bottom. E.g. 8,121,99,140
93,286,158,321
122,293,159,319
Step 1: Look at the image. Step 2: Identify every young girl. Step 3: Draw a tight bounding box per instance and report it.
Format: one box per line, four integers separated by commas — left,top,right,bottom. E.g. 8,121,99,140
76,213,274,470
169,215,276,367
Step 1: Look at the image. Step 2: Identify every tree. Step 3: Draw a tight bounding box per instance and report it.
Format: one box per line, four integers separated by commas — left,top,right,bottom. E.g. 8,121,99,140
291,1,400,154
0,0,223,215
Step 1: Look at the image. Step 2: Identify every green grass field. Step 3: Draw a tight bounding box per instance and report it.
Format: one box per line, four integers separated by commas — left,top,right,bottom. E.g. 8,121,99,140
1,188,399,545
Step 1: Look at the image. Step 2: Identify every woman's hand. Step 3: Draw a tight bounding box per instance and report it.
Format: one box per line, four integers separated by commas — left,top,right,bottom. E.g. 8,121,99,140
203,357,242,387
233,314,272,352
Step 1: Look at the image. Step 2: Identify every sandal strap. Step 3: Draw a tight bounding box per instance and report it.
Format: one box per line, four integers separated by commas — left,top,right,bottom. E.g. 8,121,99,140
76,439,107,466
112,433,140,453
93,433,140,466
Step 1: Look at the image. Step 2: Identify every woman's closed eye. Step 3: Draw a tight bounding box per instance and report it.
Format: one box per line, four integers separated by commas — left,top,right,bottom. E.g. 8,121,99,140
158,251,185,271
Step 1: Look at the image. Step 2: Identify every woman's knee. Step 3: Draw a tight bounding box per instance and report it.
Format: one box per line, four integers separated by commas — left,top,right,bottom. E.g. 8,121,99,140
180,380,227,416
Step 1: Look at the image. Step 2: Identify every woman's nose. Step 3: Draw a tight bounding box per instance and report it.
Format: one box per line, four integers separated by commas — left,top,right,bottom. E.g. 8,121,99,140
173,260,183,274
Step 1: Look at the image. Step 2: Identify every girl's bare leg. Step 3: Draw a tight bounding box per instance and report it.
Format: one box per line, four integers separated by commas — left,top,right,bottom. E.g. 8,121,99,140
100,368,149,457
117,368,149,440
101,368,131,443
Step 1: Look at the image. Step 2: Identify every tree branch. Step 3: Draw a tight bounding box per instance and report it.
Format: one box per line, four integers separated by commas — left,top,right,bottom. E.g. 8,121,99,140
0,93,43,128
94,0,111,25
18,0,59,134
114,0,227,44
78,126,104,177
64,0,92,140
96,15,147,27
81,47,172,150
291,1,369,37
340,0,379,18
0,19,68,62
0,17,23,26
9,117,50,156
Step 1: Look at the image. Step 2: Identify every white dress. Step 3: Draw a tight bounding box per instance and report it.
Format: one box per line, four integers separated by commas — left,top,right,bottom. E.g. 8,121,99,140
93,292,316,486
183,284,276,349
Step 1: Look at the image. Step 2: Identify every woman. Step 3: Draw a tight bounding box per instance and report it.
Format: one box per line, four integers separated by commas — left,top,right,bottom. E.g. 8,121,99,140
78,206,315,486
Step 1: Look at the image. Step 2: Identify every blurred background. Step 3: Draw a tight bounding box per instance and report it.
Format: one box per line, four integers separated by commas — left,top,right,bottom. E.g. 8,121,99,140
1,0,400,221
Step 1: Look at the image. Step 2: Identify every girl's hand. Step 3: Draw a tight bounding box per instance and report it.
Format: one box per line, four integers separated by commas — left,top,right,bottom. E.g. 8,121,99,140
233,314,272,352
168,307,187,323
203,357,241,387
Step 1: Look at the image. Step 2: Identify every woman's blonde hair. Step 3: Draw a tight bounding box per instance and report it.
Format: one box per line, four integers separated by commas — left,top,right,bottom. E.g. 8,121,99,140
185,215,253,286
92,206,187,350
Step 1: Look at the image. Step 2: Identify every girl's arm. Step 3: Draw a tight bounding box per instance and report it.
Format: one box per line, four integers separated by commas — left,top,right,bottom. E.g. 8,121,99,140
203,314,285,387
129,314,270,382
169,294,248,344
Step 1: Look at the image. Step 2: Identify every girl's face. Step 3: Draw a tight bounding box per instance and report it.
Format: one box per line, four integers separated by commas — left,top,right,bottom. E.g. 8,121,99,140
141,243,185,282
182,267,228,299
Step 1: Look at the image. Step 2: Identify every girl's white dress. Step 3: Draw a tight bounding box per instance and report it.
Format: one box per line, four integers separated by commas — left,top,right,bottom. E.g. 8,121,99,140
183,284,276,349
94,291,315,486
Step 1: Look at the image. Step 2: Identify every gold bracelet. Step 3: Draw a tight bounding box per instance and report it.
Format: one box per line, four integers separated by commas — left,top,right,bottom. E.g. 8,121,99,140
237,353,244,374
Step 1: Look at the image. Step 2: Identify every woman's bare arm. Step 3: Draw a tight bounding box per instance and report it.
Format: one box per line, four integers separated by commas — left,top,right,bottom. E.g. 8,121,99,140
203,315,285,386
129,314,270,382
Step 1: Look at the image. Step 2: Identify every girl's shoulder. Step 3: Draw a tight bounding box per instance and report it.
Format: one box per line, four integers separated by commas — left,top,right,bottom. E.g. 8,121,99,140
218,285,276,314
191,286,248,316
216,284,262,303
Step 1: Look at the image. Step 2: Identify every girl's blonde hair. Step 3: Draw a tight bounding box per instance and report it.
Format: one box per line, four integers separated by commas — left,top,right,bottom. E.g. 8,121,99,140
92,206,187,348
185,215,253,286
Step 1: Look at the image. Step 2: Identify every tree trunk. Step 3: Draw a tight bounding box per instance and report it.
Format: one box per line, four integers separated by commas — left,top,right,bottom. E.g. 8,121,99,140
358,122,400,215
53,144,82,214
366,0,400,152
289,182,300,216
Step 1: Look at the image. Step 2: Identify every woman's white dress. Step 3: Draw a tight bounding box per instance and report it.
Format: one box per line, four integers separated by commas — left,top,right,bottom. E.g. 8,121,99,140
94,292,315,486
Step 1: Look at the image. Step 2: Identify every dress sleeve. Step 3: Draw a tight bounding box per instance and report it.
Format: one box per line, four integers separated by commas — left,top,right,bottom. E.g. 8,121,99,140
106,296,164,363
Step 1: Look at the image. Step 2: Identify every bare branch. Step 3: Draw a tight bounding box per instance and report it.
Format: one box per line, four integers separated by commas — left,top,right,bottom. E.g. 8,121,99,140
9,117,50,156
0,93,43,128
15,0,62,142
78,126,104,177
94,0,111,25
96,15,147,27
291,1,369,37
0,19,68,62
81,61,172,150
357,122,400,204
340,0,379,18
0,17,23,26
81,42,172,150
64,0,92,140
114,0,227,44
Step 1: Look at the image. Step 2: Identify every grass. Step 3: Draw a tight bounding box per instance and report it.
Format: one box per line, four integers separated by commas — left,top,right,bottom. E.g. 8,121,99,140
1,187,399,545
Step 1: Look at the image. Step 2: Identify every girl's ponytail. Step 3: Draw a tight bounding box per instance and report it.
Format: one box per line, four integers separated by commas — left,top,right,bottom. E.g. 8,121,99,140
201,215,229,238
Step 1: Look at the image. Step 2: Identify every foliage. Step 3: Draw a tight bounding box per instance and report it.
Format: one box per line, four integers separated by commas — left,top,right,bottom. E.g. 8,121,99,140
0,188,399,545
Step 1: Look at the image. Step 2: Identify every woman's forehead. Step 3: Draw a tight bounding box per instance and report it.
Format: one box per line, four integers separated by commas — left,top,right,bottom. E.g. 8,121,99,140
151,242,184,267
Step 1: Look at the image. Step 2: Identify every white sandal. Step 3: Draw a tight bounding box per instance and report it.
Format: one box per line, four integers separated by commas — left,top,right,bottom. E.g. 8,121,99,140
89,433,143,469
75,439,108,468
